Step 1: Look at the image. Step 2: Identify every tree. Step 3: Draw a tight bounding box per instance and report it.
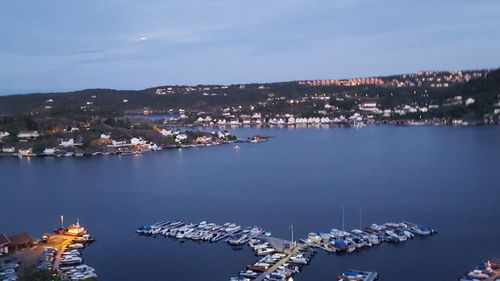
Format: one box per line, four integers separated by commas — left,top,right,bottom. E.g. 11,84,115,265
32,143,46,154
18,267,61,281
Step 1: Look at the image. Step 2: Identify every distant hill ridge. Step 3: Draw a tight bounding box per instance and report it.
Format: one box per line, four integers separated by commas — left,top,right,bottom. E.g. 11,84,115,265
0,68,498,116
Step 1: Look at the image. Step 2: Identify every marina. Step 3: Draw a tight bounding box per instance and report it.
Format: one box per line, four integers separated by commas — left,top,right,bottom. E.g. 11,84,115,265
0,219,98,281
137,219,436,280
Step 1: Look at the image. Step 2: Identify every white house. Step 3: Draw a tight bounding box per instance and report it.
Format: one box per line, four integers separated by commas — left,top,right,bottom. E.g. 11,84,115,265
111,140,127,146
159,129,173,137
60,138,75,147
175,134,188,142
2,147,15,153
217,130,230,139
130,137,146,145
100,133,111,139
44,148,57,155
17,130,39,138
0,131,9,140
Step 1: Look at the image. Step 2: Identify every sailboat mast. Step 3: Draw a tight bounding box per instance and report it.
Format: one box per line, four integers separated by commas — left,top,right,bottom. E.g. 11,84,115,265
359,208,362,229
291,224,294,248
342,205,345,232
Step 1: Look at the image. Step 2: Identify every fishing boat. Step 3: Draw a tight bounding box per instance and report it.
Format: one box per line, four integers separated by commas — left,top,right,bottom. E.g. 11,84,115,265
54,218,88,237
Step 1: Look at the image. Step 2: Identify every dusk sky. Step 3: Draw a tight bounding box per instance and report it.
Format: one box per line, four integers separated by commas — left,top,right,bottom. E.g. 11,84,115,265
1,0,499,95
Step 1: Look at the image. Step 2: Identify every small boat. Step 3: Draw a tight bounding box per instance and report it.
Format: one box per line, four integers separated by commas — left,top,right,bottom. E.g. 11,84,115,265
233,145,240,150
239,270,258,278
60,256,83,265
410,225,432,236
467,270,489,279
67,243,85,250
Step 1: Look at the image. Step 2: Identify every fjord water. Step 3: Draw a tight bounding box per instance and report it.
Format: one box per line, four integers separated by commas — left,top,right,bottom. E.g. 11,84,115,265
1,126,499,281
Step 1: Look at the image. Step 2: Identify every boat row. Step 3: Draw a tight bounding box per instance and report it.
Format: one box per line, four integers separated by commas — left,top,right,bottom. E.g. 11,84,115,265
459,261,499,281
60,233,97,280
137,220,270,244
303,221,436,254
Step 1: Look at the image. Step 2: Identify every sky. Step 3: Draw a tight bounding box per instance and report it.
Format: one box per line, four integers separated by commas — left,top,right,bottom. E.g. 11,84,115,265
0,0,499,95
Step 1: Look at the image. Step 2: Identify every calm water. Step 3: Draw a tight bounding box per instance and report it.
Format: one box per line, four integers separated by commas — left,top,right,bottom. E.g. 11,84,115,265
1,126,499,281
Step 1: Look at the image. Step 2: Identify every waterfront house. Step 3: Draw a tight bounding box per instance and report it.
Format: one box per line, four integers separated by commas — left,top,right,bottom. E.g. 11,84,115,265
2,147,15,153
195,136,212,144
0,234,11,256
100,133,111,139
217,130,230,139
60,138,75,147
320,117,332,124
17,130,39,138
43,148,57,155
8,233,32,251
217,119,227,125
111,139,127,147
251,113,262,119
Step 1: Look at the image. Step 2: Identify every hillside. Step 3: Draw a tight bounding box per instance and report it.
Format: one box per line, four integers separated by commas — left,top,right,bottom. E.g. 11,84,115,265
0,69,498,121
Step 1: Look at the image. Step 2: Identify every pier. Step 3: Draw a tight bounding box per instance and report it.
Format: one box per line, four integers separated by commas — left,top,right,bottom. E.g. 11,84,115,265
253,243,306,281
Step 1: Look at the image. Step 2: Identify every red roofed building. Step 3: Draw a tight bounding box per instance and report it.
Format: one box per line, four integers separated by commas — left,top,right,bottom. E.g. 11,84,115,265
8,233,32,251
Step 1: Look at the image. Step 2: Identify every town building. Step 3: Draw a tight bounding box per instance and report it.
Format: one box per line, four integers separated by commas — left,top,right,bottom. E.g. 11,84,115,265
17,130,39,138
60,138,75,147
8,233,32,251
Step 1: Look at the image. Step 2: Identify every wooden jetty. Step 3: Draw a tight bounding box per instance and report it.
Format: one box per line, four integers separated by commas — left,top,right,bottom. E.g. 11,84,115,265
253,243,307,281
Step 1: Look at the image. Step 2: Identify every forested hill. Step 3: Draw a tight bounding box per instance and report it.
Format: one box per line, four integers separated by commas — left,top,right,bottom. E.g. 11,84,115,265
0,68,498,117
